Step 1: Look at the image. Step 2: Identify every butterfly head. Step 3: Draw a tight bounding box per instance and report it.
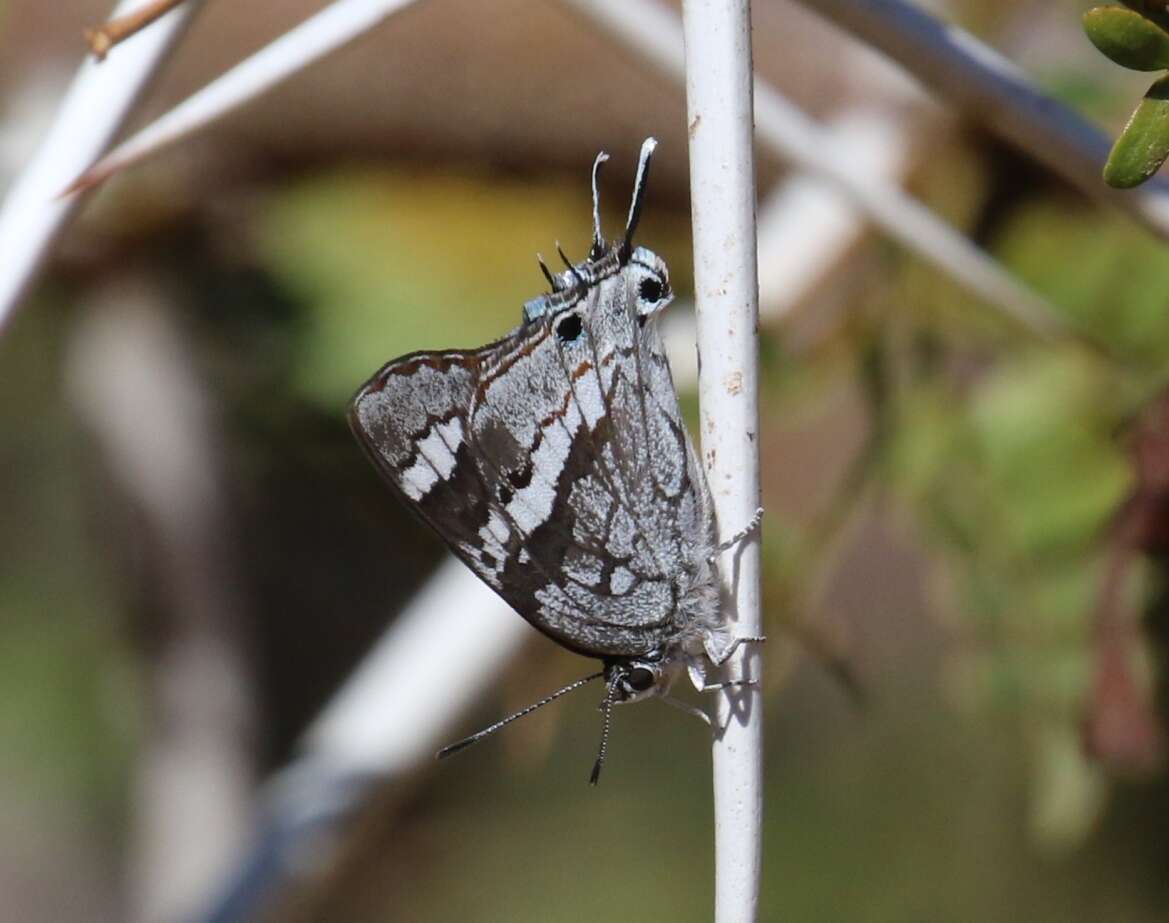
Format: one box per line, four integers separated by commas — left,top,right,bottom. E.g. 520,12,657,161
604,650,674,704
523,138,663,325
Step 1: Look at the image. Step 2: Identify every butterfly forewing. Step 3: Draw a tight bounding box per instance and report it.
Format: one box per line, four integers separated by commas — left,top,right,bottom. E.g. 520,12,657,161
351,250,715,661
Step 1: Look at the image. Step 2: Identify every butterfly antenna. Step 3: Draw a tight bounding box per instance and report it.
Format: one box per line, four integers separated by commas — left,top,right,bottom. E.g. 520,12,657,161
436,670,603,759
622,137,657,257
536,253,560,291
556,241,585,285
589,150,610,259
589,678,621,785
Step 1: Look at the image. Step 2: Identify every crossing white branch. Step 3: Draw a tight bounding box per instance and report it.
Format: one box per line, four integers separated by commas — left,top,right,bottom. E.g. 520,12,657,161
566,0,1062,340
0,0,204,333
65,0,423,193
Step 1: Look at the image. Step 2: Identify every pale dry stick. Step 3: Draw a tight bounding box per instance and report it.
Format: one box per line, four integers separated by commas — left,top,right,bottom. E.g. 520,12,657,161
755,106,914,324
65,0,423,195
682,2,764,921
0,0,204,334
85,0,189,60
798,0,1169,239
659,105,916,387
66,282,256,923
192,561,529,923
566,0,1062,341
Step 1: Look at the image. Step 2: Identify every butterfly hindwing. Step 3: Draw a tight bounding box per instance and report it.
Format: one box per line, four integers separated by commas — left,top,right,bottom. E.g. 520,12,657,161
350,261,711,659
349,347,514,594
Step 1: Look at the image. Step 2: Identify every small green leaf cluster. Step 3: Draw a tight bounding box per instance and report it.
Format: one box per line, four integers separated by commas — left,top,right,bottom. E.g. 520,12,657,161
1084,3,1169,187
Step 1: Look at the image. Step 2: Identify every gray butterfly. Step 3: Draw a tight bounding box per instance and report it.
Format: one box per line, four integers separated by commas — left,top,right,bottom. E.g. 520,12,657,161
349,139,760,782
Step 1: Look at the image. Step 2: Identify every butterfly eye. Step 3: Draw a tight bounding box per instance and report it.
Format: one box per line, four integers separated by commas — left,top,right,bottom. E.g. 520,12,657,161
625,666,656,692
556,313,583,342
639,277,665,304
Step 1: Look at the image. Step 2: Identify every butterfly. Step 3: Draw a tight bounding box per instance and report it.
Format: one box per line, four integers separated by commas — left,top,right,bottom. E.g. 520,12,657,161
349,139,760,782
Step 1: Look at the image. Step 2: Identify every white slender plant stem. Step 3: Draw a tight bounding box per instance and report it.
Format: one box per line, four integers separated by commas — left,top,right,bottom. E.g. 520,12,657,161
0,0,204,333
66,281,256,923
682,2,764,921
192,559,528,923
66,0,423,192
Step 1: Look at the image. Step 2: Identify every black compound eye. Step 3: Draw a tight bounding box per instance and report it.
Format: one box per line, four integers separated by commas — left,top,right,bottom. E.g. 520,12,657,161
626,667,656,692
638,276,665,304
556,313,583,342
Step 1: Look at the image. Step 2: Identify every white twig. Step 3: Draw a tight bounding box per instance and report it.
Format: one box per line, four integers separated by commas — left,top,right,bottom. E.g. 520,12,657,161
302,558,531,776
682,2,763,921
755,107,913,323
798,0,1169,239
66,280,255,923
0,0,203,333
63,0,423,193
192,559,529,922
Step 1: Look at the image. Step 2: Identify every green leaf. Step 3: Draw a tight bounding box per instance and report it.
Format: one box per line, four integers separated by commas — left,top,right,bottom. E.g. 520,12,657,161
1104,75,1169,187
1084,6,1169,71
1120,0,1169,38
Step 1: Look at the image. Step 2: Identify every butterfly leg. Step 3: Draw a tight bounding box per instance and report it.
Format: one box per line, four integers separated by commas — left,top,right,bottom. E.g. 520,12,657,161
701,678,759,692
709,506,764,562
705,634,767,668
687,647,764,694
660,694,713,726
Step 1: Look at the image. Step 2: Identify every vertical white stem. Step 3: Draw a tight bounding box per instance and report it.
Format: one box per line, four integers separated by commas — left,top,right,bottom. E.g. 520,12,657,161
682,2,763,921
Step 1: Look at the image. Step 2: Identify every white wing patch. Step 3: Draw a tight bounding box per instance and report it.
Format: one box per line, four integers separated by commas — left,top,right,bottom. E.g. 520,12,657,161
609,566,636,595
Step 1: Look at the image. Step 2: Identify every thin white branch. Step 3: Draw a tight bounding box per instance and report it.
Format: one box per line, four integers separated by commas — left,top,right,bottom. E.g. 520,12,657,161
798,0,1169,239
0,0,204,333
302,558,531,776
682,2,763,921
660,104,916,387
66,280,255,923
565,0,1062,339
192,560,530,923
65,0,423,192
755,107,913,323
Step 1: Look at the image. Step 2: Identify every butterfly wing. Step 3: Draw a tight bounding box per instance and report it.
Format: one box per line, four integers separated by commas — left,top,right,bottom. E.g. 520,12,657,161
349,345,510,593
351,266,717,659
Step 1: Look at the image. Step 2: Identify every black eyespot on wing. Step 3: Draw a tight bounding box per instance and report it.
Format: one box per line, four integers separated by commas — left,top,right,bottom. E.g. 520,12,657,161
507,463,533,490
556,313,583,342
638,277,664,304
